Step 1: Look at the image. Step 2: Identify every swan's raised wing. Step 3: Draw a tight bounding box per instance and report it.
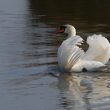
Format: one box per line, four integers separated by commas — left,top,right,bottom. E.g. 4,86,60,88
57,36,84,72
82,34,110,64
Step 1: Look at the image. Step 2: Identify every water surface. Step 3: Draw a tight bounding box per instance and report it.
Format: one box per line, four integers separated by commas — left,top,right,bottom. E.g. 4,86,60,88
0,0,110,110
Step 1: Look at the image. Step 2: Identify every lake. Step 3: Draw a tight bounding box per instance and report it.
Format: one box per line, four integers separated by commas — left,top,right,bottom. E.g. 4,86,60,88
0,0,110,110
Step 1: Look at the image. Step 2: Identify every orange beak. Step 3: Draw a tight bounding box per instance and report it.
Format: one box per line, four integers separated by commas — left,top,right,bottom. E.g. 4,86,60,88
57,28,65,33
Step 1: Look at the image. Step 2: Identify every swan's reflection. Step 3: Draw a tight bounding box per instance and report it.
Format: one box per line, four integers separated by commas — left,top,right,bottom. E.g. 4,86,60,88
58,73,87,110
57,73,110,110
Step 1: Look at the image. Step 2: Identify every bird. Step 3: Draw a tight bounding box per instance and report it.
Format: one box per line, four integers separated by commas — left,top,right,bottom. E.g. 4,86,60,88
57,24,110,72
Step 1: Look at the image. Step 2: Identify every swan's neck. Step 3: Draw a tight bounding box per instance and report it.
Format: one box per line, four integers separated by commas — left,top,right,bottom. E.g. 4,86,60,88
67,28,76,37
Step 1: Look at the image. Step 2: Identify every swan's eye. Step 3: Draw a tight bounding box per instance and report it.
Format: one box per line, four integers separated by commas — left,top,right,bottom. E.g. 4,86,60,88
58,26,66,33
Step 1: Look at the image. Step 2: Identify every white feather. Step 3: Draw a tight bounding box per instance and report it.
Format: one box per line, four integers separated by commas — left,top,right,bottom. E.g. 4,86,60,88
57,36,84,72
82,34,110,64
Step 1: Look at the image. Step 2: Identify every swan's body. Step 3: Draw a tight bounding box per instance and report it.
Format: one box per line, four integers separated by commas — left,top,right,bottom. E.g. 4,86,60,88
57,24,110,72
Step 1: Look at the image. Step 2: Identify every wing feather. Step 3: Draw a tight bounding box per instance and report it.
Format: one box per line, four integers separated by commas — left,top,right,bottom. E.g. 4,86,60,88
82,34,110,64
57,36,84,71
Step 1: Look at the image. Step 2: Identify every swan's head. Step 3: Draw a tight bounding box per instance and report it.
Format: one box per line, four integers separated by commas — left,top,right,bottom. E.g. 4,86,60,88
58,24,76,37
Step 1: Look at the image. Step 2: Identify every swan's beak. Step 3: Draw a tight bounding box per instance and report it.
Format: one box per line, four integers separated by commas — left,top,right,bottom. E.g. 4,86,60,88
57,28,65,33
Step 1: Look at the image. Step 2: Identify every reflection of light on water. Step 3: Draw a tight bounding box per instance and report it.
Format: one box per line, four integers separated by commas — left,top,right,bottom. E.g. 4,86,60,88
57,72,110,110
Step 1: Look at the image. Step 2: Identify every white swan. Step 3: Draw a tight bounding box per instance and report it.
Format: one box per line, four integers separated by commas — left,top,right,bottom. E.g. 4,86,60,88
57,24,110,72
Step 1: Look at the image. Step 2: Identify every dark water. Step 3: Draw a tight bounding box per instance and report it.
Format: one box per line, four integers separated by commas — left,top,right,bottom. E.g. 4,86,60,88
0,0,110,110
